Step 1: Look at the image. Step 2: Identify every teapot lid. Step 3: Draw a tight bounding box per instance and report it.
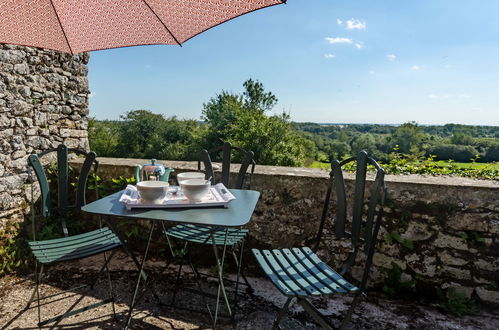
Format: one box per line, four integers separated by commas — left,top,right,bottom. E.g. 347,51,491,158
142,159,166,175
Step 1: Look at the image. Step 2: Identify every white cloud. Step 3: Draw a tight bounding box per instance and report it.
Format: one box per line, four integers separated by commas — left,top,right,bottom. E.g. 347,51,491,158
88,91,96,98
324,53,336,59
369,70,375,75
337,18,366,30
355,42,364,49
325,37,353,44
428,93,453,99
459,93,471,99
387,54,396,61
412,65,420,70
346,19,366,30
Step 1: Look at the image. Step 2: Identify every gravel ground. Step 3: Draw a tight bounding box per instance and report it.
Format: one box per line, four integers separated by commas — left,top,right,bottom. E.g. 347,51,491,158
1,252,498,329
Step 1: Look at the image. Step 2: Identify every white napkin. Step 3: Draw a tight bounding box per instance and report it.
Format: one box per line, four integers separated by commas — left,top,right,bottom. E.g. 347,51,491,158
119,184,140,204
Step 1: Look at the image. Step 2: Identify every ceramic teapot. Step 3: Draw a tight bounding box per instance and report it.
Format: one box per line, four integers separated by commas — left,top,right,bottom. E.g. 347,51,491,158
135,159,174,182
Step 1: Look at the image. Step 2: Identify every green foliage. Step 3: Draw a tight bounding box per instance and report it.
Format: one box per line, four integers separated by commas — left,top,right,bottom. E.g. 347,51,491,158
451,132,474,145
469,231,485,244
202,79,315,166
384,231,414,250
391,122,427,154
382,262,415,297
294,122,499,170
437,288,477,316
0,222,31,276
88,118,120,157
115,110,201,161
428,144,479,162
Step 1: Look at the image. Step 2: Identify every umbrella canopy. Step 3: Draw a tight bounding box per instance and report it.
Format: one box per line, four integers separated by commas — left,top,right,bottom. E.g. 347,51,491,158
0,0,285,54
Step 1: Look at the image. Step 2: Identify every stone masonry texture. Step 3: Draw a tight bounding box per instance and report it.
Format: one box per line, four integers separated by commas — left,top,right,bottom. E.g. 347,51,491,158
0,44,89,229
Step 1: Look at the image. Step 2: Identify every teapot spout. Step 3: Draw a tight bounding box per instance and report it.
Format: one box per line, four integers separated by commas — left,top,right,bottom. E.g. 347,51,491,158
160,167,174,182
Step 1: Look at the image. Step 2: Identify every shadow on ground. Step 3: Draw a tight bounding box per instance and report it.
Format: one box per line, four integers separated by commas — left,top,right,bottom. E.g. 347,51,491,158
1,251,498,329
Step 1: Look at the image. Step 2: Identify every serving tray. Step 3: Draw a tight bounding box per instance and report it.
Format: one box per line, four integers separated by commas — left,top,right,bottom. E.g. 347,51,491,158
119,183,236,210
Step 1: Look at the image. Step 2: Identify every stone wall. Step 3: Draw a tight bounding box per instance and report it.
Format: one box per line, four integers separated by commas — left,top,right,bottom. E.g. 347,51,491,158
0,44,89,228
76,157,499,305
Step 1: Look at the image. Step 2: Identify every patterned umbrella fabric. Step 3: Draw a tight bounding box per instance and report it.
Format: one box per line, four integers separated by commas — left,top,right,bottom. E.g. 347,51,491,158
0,0,285,54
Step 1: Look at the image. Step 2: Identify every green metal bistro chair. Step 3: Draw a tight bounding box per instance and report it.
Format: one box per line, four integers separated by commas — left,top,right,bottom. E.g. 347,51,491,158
252,151,387,330
163,142,256,313
26,144,122,327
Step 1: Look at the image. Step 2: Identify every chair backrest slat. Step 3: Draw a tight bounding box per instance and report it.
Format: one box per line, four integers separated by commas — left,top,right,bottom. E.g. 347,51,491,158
198,150,215,184
221,142,231,186
76,152,97,208
57,145,69,217
350,151,368,246
199,142,255,189
313,169,334,252
331,160,347,238
364,168,385,253
235,150,255,189
28,154,51,218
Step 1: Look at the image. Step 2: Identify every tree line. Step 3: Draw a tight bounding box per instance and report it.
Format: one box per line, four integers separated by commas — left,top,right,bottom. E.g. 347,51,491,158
89,79,499,167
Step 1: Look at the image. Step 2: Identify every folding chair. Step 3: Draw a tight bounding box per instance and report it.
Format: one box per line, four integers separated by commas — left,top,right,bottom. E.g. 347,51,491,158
26,144,123,327
252,151,387,329
163,141,256,314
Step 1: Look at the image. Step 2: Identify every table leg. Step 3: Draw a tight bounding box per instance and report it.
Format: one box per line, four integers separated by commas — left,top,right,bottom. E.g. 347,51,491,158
124,220,156,330
211,227,231,327
105,216,148,282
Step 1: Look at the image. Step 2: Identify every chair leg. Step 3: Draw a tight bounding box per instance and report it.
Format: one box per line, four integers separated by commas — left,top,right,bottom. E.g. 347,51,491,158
188,258,214,324
26,262,44,310
297,298,333,330
35,262,43,328
272,297,294,330
102,250,117,320
170,263,183,307
232,240,253,294
339,293,362,330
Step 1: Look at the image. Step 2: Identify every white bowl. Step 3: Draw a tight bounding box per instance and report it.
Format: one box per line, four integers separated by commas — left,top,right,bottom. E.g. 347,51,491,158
136,181,169,203
177,172,205,185
181,179,211,202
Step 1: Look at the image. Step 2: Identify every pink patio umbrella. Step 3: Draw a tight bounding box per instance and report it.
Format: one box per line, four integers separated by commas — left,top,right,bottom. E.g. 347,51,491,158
0,0,285,54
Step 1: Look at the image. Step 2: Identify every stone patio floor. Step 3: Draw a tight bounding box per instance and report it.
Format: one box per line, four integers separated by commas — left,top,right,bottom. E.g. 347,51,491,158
1,252,498,330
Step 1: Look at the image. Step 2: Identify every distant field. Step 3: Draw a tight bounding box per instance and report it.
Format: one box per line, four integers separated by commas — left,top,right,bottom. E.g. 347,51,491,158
309,161,499,171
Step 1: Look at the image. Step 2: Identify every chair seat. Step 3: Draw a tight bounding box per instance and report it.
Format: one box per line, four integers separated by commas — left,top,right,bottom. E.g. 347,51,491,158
28,227,121,264
165,224,248,246
252,247,359,297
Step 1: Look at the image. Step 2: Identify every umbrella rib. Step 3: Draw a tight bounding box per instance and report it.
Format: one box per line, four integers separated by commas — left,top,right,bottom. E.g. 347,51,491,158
141,0,182,47
48,0,74,54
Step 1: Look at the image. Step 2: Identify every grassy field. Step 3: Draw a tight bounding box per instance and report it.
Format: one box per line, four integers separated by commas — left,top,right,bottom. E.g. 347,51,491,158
310,160,499,171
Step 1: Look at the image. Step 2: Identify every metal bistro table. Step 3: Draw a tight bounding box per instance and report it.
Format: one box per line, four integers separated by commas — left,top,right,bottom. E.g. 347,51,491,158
81,189,260,329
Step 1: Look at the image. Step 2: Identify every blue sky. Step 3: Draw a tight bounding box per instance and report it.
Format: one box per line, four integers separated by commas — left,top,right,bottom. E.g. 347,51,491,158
88,0,499,125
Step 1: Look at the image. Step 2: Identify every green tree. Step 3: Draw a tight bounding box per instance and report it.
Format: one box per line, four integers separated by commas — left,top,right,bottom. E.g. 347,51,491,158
392,122,426,154
202,79,314,166
350,133,378,156
450,133,474,145
88,118,119,157
116,110,166,159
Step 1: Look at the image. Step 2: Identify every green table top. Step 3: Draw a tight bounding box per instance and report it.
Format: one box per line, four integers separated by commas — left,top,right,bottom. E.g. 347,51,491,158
81,189,260,227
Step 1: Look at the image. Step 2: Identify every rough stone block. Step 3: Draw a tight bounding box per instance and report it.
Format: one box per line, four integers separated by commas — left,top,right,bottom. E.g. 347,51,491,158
434,233,468,250
476,287,499,304
401,222,432,241
405,253,436,277
437,251,468,266
373,253,406,270
474,258,499,272
442,266,471,280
